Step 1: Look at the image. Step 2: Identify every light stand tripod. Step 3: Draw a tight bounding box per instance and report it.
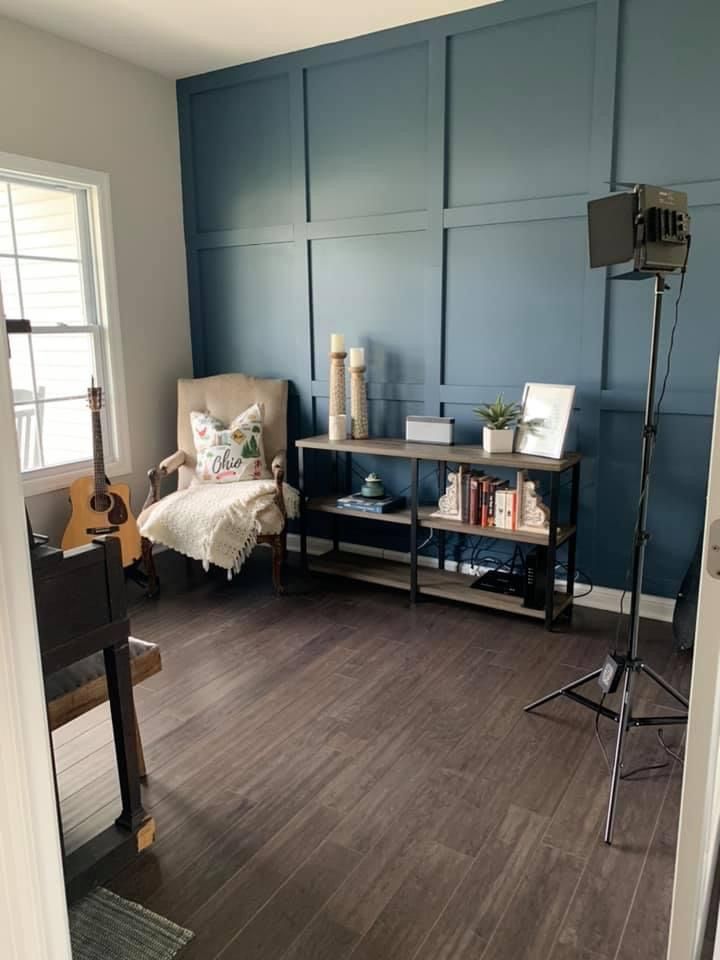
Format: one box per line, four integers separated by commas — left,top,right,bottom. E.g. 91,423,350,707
524,272,689,845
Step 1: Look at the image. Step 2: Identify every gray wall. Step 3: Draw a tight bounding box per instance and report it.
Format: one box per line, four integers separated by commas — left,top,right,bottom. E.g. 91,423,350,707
177,0,720,596
0,16,192,543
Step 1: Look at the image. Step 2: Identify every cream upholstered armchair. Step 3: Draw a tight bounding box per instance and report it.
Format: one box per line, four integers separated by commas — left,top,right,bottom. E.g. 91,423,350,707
140,374,289,595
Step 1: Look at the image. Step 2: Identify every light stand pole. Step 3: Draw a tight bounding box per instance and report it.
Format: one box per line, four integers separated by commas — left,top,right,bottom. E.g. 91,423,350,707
524,272,689,845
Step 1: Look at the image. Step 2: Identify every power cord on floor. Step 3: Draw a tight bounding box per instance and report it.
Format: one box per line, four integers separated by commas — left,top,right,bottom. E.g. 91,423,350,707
594,694,684,779
556,561,594,599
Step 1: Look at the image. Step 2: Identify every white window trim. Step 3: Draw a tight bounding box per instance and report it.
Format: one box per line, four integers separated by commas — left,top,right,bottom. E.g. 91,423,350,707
0,151,131,497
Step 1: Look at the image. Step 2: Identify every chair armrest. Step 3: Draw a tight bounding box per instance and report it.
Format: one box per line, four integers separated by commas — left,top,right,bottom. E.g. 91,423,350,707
159,449,186,475
144,450,186,510
271,451,286,482
271,451,287,522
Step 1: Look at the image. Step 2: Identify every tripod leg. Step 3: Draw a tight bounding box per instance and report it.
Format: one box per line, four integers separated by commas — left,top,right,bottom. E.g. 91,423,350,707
525,668,602,712
605,667,633,844
640,663,689,709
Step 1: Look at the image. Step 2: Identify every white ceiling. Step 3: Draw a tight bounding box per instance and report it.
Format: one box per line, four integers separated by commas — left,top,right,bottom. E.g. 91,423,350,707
0,0,501,79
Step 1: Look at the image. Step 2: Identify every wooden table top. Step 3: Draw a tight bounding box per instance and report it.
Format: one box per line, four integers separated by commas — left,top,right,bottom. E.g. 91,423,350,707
296,434,581,472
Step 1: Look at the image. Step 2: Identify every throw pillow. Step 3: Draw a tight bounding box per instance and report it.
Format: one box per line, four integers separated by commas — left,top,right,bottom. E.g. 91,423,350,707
190,403,270,483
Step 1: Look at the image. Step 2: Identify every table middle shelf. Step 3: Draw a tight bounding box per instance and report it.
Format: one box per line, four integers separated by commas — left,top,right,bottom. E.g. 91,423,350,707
305,495,576,548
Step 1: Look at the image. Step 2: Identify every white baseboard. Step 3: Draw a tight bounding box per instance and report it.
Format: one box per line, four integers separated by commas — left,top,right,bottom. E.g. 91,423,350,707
286,533,676,623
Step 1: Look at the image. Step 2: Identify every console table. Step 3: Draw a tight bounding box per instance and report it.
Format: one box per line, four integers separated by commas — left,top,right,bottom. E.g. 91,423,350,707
296,435,581,630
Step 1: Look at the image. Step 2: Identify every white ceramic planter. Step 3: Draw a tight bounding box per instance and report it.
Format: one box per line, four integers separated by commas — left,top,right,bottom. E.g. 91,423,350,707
483,426,516,454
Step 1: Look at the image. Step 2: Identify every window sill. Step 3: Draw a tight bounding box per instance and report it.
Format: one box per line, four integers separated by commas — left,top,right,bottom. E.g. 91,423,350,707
22,457,132,498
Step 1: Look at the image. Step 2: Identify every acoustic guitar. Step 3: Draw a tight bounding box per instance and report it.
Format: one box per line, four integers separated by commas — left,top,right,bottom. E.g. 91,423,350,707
61,382,142,568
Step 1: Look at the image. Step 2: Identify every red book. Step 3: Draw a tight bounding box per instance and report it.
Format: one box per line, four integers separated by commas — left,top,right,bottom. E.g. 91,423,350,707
469,476,480,525
487,478,506,527
481,478,490,527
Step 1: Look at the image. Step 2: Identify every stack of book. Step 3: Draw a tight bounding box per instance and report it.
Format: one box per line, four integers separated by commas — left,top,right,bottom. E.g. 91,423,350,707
335,493,406,514
463,470,526,530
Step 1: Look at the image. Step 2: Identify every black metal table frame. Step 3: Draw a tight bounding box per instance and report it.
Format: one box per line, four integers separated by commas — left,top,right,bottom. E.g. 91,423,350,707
298,444,581,630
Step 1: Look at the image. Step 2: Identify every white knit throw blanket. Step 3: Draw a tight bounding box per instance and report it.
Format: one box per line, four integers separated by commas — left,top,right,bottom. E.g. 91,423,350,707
139,479,299,576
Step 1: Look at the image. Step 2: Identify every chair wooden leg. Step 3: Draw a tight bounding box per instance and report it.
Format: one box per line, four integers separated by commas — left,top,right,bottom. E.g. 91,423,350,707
271,535,285,596
141,537,159,598
133,704,147,780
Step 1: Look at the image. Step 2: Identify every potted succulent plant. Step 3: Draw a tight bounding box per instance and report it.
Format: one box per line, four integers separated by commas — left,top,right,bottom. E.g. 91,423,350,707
474,394,522,454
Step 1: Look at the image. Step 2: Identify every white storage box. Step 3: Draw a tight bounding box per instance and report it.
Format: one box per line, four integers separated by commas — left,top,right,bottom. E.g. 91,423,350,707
405,416,455,445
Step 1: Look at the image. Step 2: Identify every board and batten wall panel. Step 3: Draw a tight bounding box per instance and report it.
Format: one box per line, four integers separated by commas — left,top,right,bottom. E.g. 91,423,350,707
198,243,300,383
178,0,720,597
446,5,596,206
190,75,292,231
305,45,429,221
311,232,427,384
444,218,587,387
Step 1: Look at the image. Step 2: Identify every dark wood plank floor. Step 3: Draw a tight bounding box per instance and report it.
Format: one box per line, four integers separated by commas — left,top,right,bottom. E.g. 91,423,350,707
56,553,691,960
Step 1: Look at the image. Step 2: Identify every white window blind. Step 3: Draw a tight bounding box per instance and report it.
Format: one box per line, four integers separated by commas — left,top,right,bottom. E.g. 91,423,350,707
0,173,118,481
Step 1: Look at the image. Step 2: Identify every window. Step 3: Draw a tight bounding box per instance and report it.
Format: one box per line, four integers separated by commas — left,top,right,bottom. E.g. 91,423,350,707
0,154,129,495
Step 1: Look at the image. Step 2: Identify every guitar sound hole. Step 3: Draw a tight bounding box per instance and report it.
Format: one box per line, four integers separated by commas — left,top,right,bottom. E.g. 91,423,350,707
91,493,112,513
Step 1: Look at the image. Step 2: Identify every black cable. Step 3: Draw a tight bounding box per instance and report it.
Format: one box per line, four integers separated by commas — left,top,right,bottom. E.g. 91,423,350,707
595,710,682,779
620,725,685,779
613,236,692,654
654,235,691,421
555,561,594,599
595,693,611,773
658,727,684,765
620,749,670,780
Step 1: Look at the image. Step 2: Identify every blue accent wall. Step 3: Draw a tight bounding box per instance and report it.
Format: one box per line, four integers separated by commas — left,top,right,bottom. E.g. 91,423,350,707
177,0,720,597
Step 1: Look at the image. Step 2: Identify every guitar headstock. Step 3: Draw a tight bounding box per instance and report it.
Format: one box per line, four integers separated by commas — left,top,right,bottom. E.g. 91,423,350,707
87,378,103,412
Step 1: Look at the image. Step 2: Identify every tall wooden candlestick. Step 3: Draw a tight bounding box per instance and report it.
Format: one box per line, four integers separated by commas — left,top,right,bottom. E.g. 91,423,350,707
350,364,368,439
329,350,347,440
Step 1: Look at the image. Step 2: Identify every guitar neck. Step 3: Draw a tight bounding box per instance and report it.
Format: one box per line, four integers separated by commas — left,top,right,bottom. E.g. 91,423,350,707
92,410,107,498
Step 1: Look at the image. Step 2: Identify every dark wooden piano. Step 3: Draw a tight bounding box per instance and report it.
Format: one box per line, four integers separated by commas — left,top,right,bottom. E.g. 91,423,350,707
31,535,155,902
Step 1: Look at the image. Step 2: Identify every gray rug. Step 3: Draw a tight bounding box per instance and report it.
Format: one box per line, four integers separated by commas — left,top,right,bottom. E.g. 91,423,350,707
70,887,193,960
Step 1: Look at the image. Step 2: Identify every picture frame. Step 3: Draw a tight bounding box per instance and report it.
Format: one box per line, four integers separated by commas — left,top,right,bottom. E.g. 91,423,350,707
514,382,576,459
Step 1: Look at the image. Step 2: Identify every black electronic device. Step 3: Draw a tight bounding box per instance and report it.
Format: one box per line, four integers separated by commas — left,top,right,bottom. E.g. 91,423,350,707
523,547,547,610
598,654,626,695
588,184,689,274
471,568,523,597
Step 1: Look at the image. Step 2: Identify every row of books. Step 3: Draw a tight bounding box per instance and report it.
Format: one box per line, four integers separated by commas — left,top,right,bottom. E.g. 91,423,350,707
465,470,526,530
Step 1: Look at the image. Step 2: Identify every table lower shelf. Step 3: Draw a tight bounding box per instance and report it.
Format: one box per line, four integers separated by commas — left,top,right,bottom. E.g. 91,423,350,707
309,550,573,622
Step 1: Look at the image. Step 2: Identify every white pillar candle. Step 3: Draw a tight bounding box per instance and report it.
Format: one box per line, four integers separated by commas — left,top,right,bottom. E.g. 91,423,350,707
330,333,345,353
349,347,365,367
329,414,347,441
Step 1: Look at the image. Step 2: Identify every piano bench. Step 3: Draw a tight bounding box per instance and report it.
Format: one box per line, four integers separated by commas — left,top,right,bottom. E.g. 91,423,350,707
46,637,162,779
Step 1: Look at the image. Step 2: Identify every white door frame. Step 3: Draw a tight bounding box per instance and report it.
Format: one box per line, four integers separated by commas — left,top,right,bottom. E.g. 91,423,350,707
668,358,720,959
0,304,71,956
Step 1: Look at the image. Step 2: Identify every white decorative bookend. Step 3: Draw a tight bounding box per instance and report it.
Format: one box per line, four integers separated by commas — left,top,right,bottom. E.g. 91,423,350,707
431,466,464,521
516,470,550,532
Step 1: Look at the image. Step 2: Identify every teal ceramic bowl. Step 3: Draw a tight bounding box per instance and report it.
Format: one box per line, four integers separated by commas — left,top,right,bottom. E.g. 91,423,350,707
361,474,385,498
